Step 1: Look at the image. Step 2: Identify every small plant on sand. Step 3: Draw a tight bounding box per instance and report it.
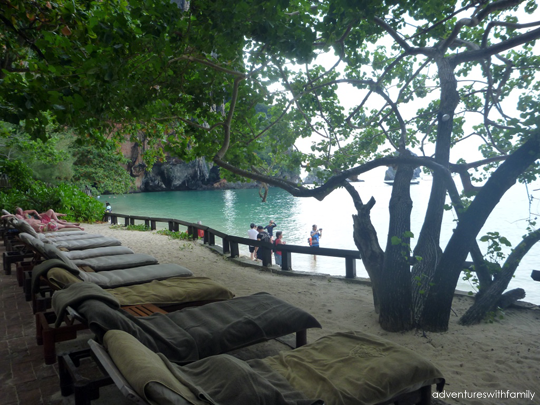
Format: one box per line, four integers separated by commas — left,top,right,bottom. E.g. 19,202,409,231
110,224,151,232
156,229,193,240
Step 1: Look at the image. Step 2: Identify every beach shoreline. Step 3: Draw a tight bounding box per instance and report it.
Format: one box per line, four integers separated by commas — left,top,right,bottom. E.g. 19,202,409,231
84,223,540,405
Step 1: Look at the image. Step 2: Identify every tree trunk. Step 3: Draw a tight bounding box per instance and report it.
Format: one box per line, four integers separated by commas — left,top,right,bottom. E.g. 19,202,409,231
379,163,414,331
344,182,384,313
459,229,540,325
497,288,526,310
420,133,540,331
411,57,459,325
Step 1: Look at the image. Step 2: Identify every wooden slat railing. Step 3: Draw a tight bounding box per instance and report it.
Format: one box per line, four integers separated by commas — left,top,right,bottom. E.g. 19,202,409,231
108,213,361,278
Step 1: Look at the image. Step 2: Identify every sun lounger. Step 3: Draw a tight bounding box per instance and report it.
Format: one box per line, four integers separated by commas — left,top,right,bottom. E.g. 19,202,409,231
17,232,133,289
20,234,156,300
56,292,322,402
8,217,121,250
18,232,134,260
36,237,158,271
36,279,235,364
65,329,444,405
31,259,193,297
54,287,320,360
6,216,92,239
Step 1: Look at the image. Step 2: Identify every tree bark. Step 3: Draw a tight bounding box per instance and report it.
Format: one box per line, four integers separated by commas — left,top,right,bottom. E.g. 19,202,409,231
411,56,459,324
379,163,414,331
344,182,384,313
419,133,540,331
497,288,526,310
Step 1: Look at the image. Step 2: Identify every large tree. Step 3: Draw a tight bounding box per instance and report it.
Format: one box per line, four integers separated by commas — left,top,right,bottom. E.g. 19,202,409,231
3,0,540,331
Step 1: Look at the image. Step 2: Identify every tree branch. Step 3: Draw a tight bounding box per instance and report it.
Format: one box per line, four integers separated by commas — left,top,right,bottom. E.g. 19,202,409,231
452,26,540,65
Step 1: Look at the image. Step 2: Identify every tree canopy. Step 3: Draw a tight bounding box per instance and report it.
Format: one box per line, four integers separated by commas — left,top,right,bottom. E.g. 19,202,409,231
2,0,540,331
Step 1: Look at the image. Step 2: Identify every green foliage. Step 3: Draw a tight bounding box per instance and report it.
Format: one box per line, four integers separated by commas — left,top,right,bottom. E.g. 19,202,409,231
480,231,512,265
156,229,193,240
0,151,103,222
110,224,151,232
70,141,135,195
390,231,416,262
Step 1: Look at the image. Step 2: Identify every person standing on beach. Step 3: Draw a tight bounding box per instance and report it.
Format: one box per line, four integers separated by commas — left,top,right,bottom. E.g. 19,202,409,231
310,224,322,259
197,220,205,238
264,220,277,240
274,231,285,266
257,225,272,264
247,223,258,260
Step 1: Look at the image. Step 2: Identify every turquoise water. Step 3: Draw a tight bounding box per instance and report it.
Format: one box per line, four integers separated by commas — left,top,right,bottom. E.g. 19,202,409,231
101,173,540,304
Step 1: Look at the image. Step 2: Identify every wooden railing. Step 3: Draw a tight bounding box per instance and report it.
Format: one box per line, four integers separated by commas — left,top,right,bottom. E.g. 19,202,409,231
108,213,361,278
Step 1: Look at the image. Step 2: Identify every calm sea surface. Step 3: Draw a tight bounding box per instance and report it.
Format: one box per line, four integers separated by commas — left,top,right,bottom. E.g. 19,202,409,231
102,169,540,304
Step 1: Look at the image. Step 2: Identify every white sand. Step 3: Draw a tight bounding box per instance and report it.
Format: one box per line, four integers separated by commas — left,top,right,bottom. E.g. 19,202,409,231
84,223,540,405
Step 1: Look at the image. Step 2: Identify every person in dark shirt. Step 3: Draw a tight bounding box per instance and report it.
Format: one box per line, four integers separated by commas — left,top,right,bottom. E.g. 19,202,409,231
256,225,271,263
264,220,277,239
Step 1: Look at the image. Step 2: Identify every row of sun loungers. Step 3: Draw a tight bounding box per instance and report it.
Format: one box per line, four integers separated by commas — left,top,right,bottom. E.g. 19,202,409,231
1,211,446,405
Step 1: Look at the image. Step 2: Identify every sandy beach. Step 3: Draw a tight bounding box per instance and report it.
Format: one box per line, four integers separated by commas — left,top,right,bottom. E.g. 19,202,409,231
83,223,540,405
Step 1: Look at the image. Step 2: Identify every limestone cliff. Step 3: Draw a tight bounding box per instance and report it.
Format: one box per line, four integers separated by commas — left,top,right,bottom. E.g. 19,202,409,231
121,141,260,192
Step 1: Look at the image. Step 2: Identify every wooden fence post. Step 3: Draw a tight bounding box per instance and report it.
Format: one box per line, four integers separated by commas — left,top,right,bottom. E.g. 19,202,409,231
281,252,292,270
222,237,230,254
230,242,239,258
345,257,357,278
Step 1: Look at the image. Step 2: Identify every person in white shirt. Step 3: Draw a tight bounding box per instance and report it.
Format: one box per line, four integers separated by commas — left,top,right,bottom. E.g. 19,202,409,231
247,223,259,260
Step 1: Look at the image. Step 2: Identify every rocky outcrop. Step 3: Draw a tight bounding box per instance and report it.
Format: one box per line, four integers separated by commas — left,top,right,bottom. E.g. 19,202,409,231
121,140,300,192
122,141,260,192
140,158,211,191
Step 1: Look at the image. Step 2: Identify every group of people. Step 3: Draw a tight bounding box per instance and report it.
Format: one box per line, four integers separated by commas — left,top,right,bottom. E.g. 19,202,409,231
247,220,285,265
247,220,323,265
2,207,84,232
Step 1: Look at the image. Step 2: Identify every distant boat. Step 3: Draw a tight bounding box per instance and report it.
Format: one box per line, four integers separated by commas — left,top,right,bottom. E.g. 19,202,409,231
384,180,420,185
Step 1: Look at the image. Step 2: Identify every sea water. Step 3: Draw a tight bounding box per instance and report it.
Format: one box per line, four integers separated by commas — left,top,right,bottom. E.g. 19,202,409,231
104,170,540,304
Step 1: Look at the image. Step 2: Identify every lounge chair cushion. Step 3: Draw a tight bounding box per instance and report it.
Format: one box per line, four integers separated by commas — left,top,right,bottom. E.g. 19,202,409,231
63,291,321,364
42,243,79,271
106,277,234,306
18,232,48,254
47,236,122,250
262,331,445,404
63,246,134,260
41,233,103,241
19,233,134,261
13,218,40,237
32,259,193,295
47,267,83,288
42,242,158,272
72,254,159,272
77,263,193,287
104,330,445,405
47,269,234,306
